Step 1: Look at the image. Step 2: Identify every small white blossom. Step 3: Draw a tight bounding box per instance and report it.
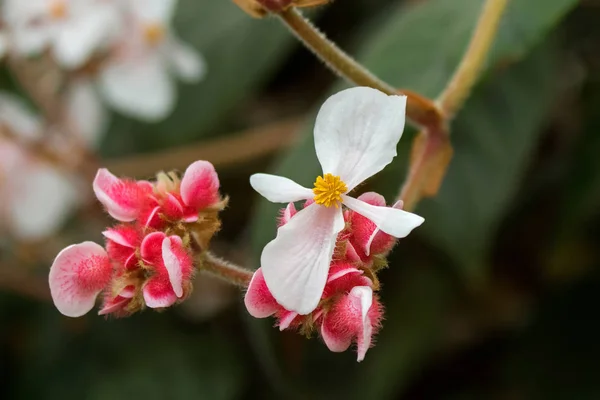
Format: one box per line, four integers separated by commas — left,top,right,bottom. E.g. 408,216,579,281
99,0,206,121
250,87,425,315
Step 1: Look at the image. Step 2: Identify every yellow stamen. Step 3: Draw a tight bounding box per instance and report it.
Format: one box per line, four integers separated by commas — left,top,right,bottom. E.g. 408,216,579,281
143,23,165,46
49,0,67,19
312,173,347,208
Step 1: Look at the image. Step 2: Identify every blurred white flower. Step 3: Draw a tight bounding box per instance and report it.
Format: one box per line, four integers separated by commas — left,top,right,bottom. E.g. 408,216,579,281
0,93,82,240
99,0,206,121
2,0,120,68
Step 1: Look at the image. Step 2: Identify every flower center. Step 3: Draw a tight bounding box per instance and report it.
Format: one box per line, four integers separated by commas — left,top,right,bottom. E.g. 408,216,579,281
49,0,67,19
143,23,165,46
312,173,347,208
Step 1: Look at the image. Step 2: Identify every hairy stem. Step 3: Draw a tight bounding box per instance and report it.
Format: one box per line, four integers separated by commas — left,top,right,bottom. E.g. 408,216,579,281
278,7,443,128
437,0,509,117
200,252,254,287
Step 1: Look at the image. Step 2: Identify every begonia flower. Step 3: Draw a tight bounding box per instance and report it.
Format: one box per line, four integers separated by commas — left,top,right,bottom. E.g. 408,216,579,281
99,0,205,120
250,87,424,314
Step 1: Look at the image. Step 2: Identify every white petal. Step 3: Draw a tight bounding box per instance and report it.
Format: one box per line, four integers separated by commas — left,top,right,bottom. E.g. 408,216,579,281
342,195,423,239
314,87,407,190
53,6,117,69
0,92,42,140
166,36,206,82
130,0,177,23
8,165,80,239
11,24,52,55
261,203,344,315
250,173,313,203
66,80,107,148
99,56,174,121
364,199,403,256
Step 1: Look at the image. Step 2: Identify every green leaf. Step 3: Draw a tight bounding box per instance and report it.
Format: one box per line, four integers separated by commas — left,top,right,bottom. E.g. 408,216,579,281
101,0,293,157
251,0,575,281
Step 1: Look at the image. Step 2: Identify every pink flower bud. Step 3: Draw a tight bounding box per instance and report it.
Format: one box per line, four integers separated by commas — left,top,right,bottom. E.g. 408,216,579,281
320,286,383,362
49,242,113,317
103,225,141,269
277,202,297,227
140,232,193,308
98,285,135,317
180,160,220,211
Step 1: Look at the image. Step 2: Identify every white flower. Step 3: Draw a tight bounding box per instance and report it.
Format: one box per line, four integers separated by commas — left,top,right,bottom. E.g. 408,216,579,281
250,87,425,315
99,0,206,121
0,93,82,240
2,0,120,68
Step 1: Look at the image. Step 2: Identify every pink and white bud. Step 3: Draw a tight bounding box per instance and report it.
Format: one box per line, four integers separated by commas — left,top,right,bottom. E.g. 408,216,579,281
93,168,151,222
140,232,193,308
103,225,141,269
277,202,297,227
320,286,383,362
180,160,220,210
349,192,401,257
98,285,135,317
49,242,113,317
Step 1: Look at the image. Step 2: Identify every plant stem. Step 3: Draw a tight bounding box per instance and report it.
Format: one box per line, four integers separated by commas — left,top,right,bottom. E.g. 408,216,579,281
277,7,444,129
200,252,254,287
437,0,509,117
398,0,508,207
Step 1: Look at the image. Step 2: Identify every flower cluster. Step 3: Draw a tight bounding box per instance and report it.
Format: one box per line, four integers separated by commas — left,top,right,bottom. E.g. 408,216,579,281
1,0,204,121
246,193,401,361
48,161,226,317
246,87,425,361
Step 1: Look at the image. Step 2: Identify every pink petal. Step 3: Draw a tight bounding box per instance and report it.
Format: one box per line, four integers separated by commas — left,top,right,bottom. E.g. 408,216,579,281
49,242,112,317
140,231,167,265
98,296,130,316
180,160,220,210
321,318,353,353
140,205,162,229
345,241,362,263
244,268,279,318
142,272,178,308
327,264,363,283
277,202,297,227
278,311,298,331
102,225,139,248
161,235,192,298
162,193,184,220
93,168,147,222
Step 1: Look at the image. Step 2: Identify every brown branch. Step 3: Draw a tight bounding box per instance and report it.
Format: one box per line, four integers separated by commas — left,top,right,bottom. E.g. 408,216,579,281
105,117,302,177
